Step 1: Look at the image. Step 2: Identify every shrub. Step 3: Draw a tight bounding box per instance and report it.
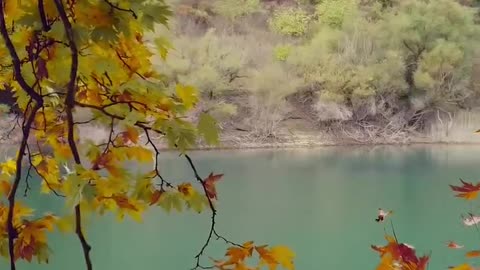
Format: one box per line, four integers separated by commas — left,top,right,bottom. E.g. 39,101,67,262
273,45,292,61
269,7,311,36
212,0,262,20
316,0,358,28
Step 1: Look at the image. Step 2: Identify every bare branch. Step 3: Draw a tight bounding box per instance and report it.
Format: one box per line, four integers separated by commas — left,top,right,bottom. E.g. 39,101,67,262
143,129,173,190
184,154,241,270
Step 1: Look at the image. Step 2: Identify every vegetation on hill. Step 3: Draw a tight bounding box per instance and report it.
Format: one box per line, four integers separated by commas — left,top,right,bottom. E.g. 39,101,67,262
154,0,480,143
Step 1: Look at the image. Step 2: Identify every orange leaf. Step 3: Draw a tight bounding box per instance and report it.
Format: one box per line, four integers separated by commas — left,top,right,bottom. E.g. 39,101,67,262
178,183,194,197
150,190,163,205
450,179,480,200
0,180,11,197
466,250,480,258
112,195,138,211
204,173,223,200
120,126,139,144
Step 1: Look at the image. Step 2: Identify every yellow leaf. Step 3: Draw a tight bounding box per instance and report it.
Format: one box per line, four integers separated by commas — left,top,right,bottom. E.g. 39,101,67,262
175,84,198,109
270,246,295,270
125,146,153,163
56,215,75,233
0,159,16,176
449,264,475,270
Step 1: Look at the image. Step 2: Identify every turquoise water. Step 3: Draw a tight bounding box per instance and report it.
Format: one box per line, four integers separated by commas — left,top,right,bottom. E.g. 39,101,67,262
2,145,480,270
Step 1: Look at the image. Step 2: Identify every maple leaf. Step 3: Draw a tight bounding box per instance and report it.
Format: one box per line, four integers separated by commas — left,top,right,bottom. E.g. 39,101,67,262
372,235,429,270
449,264,476,270
150,190,164,206
450,179,480,200
198,113,219,145
178,183,195,198
175,84,198,109
466,250,480,258
204,173,224,200
270,246,295,270
119,126,139,144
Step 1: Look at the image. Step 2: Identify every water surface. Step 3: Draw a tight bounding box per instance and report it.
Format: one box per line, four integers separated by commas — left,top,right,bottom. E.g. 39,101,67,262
2,145,480,270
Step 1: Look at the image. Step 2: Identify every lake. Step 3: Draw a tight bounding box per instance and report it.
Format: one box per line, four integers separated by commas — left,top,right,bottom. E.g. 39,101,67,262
2,145,480,270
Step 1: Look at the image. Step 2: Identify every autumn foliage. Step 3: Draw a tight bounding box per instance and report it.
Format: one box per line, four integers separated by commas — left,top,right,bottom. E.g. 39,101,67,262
0,0,294,270
371,235,429,270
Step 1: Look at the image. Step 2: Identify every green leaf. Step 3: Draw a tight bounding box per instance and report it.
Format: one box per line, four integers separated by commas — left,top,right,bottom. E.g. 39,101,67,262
91,27,118,44
0,104,10,114
197,113,219,145
64,174,87,210
185,192,208,213
154,36,172,60
158,191,183,213
163,119,197,152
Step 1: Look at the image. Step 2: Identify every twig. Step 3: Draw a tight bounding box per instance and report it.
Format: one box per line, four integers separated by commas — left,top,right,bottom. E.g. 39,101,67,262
103,0,137,19
390,220,398,243
144,129,173,189
184,154,241,270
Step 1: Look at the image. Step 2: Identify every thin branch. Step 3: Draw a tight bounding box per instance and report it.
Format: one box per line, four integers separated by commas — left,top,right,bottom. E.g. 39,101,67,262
26,143,65,197
103,0,137,19
143,129,173,189
390,220,398,243
6,102,41,270
184,154,241,270
115,50,146,80
52,1,92,270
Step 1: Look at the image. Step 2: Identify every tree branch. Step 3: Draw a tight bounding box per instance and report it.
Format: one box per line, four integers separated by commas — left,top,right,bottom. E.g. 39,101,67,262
103,0,137,19
6,102,41,270
0,0,43,104
184,154,241,270
52,1,92,269
38,0,51,32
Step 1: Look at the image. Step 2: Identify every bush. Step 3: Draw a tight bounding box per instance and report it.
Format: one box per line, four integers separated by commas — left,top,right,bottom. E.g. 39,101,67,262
247,63,302,137
316,0,358,28
212,0,262,20
269,7,311,36
273,45,292,61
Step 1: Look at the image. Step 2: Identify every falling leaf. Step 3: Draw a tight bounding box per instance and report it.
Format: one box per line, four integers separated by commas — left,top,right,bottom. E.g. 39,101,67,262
463,215,480,226
449,264,476,270
447,241,464,249
204,173,224,200
450,179,480,200
466,250,480,258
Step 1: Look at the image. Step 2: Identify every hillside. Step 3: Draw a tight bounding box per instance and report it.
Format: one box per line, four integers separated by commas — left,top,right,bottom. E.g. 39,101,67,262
2,0,480,148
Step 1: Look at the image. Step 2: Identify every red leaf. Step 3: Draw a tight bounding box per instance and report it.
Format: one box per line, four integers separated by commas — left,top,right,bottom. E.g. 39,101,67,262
450,179,480,200
204,173,223,200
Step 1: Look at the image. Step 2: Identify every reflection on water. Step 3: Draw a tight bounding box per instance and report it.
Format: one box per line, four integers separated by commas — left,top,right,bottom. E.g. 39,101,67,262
1,145,480,270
